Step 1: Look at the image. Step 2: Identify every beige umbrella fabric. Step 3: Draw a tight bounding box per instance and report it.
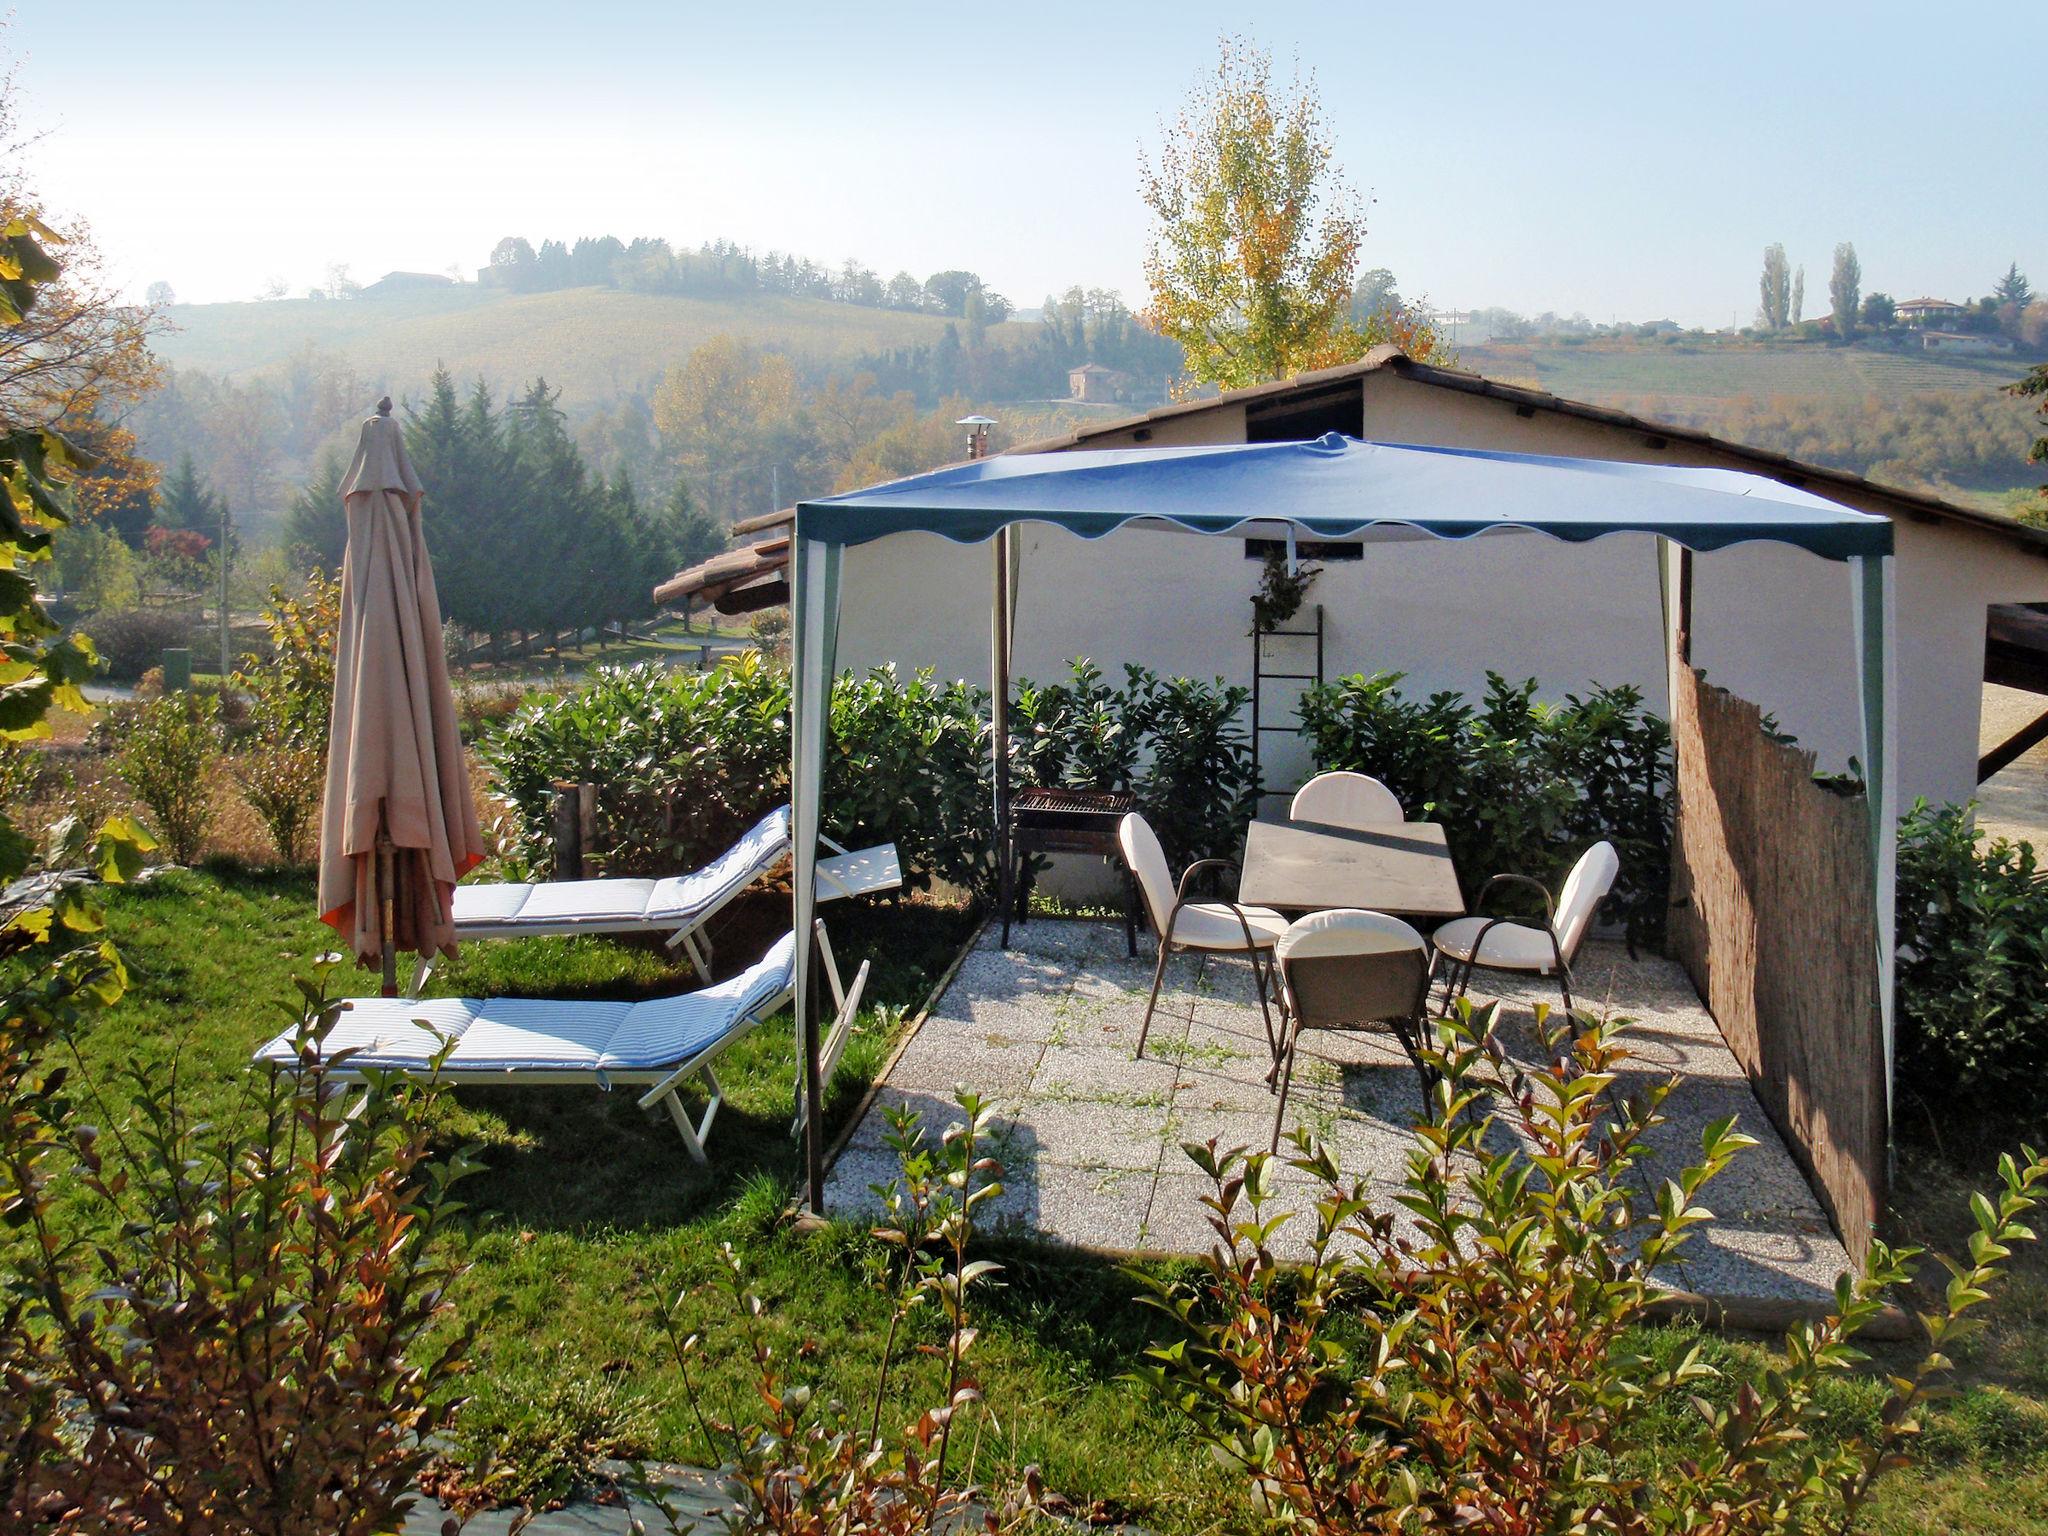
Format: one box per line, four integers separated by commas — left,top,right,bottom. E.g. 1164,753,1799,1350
317,401,486,980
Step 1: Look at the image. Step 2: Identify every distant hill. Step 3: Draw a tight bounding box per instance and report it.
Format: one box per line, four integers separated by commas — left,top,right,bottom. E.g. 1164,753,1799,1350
151,284,1032,400
158,288,2037,421
1460,338,2030,412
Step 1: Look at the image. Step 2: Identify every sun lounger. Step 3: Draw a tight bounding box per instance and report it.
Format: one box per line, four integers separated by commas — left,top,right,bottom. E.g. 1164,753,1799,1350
415,806,901,992
259,925,869,1164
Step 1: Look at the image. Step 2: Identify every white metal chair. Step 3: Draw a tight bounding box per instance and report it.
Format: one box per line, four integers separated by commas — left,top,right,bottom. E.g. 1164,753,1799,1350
1270,909,1435,1150
1118,812,1288,1063
1289,771,1405,829
1431,841,1620,1019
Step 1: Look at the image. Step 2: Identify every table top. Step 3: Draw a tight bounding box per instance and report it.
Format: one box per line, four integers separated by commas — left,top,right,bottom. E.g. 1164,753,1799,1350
1237,819,1466,918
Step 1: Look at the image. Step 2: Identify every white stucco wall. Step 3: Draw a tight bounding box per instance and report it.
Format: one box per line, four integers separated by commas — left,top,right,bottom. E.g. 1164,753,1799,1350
837,523,1672,799
828,371,2048,812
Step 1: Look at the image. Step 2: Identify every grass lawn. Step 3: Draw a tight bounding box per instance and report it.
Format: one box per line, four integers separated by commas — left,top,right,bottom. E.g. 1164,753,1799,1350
44,866,2048,1528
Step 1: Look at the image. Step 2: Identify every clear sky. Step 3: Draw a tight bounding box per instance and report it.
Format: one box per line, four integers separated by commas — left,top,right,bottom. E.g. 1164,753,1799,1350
9,1,2043,326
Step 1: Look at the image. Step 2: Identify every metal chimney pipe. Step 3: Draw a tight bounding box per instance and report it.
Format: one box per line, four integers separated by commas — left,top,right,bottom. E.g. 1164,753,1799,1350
957,413,997,461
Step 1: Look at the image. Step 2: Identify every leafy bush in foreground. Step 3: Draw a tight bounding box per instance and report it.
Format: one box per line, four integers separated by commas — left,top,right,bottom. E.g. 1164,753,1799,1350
2,955,480,1533
1895,799,2048,1119
634,1092,1038,1536
1136,1004,2046,1534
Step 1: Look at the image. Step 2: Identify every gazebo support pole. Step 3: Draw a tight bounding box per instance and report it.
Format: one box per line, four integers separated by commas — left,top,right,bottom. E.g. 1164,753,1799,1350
1852,553,1898,1163
991,529,1012,942
790,532,840,1218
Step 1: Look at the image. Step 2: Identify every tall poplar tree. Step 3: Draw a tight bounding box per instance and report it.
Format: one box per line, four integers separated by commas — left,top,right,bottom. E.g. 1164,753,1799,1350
1829,244,1861,340
1140,39,1364,390
1758,244,1791,331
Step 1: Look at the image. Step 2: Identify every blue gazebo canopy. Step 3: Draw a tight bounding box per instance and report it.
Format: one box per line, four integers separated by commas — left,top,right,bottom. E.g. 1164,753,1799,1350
797,432,1894,561
784,430,1898,1215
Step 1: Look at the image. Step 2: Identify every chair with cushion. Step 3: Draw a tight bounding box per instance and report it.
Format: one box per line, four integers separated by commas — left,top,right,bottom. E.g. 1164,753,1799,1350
1270,909,1435,1150
1289,771,1405,829
1118,812,1288,1063
1430,841,1619,1018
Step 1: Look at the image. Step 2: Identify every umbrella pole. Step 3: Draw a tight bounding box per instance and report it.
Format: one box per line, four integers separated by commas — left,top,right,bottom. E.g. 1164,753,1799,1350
376,813,398,998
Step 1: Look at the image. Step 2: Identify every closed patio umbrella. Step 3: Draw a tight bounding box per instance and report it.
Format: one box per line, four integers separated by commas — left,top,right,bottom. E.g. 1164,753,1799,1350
318,397,486,992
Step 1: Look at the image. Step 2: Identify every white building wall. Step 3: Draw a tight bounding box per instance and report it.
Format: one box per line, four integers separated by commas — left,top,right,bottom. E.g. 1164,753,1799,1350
830,373,2048,813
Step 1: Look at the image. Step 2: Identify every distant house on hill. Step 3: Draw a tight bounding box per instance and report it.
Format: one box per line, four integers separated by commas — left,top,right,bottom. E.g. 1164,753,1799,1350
360,270,456,299
1920,329,2013,355
1068,362,1129,403
1893,297,1963,329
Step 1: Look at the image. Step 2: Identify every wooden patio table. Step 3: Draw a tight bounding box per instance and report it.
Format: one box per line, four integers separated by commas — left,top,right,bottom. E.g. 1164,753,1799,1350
1237,819,1466,919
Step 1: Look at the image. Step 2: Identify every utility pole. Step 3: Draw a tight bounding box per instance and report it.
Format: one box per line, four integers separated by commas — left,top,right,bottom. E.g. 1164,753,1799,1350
218,497,231,679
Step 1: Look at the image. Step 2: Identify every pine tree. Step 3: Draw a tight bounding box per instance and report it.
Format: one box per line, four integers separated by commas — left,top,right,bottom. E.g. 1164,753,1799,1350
607,471,659,632
282,446,348,571
155,453,221,534
1994,262,2033,310
653,476,726,575
504,377,594,639
404,370,530,649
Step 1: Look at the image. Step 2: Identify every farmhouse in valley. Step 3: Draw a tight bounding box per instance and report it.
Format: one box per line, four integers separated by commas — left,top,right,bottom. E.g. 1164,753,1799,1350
1067,361,1130,402
658,347,2048,812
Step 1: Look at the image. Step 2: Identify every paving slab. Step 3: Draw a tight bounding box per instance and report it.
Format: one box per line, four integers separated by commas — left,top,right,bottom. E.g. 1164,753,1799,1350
826,920,1856,1303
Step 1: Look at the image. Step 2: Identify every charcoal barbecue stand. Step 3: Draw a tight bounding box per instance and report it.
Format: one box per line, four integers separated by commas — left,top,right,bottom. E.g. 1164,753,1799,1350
1000,786,1140,956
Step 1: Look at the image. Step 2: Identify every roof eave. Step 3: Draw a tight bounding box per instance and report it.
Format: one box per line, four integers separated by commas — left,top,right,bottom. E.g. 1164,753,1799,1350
674,347,2048,561
1381,355,2048,554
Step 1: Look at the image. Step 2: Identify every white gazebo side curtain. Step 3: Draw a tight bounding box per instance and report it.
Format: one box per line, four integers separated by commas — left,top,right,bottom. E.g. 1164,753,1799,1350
788,434,1897,1213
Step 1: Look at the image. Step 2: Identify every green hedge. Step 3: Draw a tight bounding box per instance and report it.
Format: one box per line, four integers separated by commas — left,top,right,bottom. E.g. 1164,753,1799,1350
1297,671,1673,950
1895,800,2048,1119
483,657,1258,897
1011,660,1258,875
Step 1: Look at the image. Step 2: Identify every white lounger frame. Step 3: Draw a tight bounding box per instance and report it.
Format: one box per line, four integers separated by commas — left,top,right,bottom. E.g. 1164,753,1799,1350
412,833,900,996
638,922,869,1163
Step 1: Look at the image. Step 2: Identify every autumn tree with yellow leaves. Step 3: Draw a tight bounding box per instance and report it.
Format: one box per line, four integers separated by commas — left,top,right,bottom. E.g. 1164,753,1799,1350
1141,39,1448,395
0,28,162,536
